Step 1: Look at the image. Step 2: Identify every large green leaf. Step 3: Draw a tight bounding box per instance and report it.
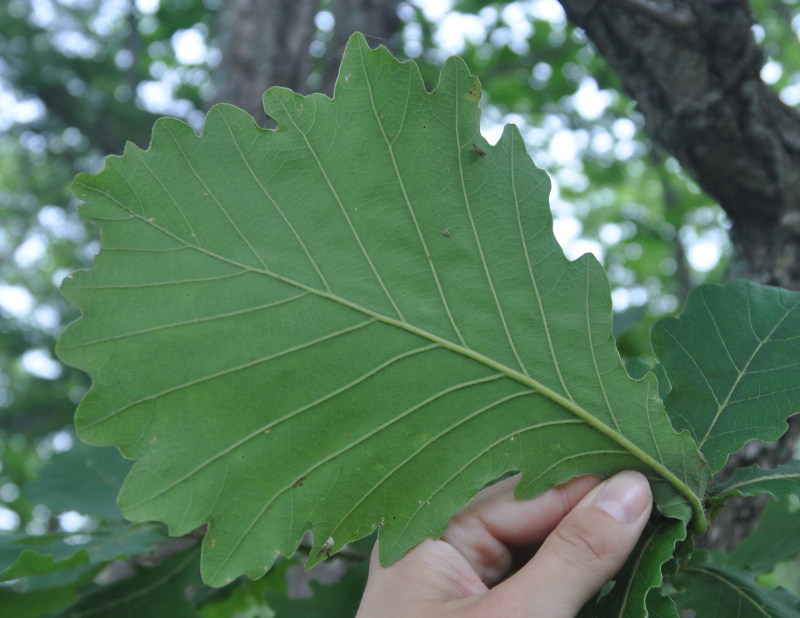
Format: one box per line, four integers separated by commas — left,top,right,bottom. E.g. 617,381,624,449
57,33,706,586
652,280,800,472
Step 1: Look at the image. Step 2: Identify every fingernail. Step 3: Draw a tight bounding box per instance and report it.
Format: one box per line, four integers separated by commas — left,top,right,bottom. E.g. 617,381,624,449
593,471,651,524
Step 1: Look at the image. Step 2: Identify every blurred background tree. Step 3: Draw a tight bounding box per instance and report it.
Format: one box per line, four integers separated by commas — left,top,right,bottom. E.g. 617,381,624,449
1,0,798,614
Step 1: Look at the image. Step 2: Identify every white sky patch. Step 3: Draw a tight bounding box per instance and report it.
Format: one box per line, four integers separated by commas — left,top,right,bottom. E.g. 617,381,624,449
34,304,61,332
760,60,783,85
435,13,485,55
0,483,19,502
480,122,505,145
564,238,604,262
137,80,173,113
59,511,90,533
549,129,582,165
52,430,74,452
414,0,454,22
0,87,46,130
687,234,723,272
38,206,87,242
612,286,649,310
21,349,63,380
14,235,47,268
0,507,20,532
135,0,160,14
529,0,566,23
172,28,207,65
612,118,636,140
781,82,800,106
552,215,581,248
0,285,34,317
573,78,611,120
315,11,335,31
599,223,624,245
52,29,100,58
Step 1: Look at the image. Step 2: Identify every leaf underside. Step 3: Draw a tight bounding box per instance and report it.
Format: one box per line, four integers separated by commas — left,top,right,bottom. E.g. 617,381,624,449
57,33,706,586
653,280,800,473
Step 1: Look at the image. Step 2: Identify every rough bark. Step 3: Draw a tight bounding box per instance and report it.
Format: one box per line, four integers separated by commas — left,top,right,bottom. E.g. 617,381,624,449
319,0,401,95
214,0,321,124
557,0,800,550
214,0,400,123
558,0,800,290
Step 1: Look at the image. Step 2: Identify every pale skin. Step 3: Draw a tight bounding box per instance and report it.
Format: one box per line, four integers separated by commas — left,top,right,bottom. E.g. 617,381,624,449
356,470,652,618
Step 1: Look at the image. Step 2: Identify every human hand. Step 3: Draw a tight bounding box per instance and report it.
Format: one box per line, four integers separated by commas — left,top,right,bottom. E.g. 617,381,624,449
356,471,652,618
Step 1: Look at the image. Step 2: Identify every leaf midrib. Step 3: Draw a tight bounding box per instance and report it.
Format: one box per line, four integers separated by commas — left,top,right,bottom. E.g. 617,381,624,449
71,180,707,530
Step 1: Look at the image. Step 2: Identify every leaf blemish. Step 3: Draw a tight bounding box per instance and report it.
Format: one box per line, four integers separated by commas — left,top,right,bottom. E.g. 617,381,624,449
292,476,307,488
472,143,486,157
442,228,451,237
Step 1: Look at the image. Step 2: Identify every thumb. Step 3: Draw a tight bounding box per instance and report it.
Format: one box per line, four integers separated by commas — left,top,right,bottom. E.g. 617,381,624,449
491,471,652,618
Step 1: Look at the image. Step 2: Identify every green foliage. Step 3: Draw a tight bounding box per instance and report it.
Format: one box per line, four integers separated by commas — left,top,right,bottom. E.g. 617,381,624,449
1,0,798,610
263,562,368,617
653,280,800,473
716,498,800,575
59,34,708,589
709,460,800,503
579,520,686,617
673,550,800,617
57,548,204,618
43,33,800,616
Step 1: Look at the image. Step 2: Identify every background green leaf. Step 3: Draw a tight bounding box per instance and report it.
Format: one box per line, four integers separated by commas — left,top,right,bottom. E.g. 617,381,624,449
673,550,800,617
264,562,367,618
579,519,685,617
652,280,800,472
24,441,131,521
55,548,203,618
0,523,166,581
715,498,800,574
709,461,800,502
0,582,80,618
57,33,706,586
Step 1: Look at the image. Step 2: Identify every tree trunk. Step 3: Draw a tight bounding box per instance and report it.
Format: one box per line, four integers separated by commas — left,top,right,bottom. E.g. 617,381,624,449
214,0,400,123
557,0,800,549
319,0,401,95
214,0,321,124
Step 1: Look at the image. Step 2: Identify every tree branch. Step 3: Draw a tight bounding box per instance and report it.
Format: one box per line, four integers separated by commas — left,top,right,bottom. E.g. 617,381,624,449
558,0,800,289
608,0,694,29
